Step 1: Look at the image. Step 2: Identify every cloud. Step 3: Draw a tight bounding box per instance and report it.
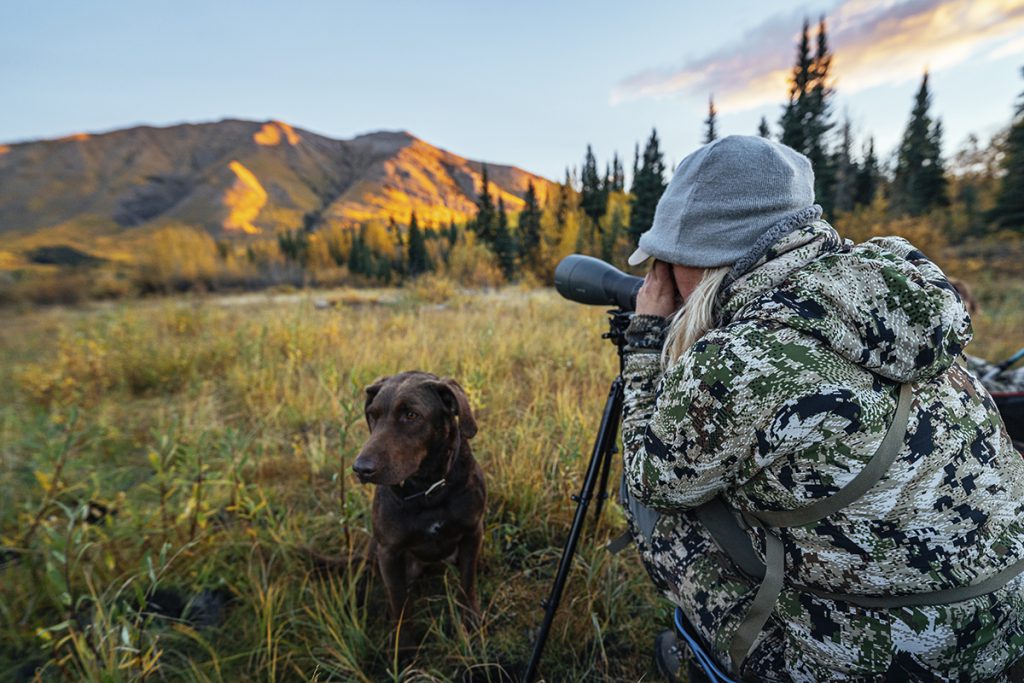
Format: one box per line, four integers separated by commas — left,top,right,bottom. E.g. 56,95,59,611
986,33,1024,61
611,0,1024,112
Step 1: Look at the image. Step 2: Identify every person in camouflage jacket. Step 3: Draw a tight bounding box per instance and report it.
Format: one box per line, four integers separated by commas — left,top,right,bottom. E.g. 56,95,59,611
619,136,1024,682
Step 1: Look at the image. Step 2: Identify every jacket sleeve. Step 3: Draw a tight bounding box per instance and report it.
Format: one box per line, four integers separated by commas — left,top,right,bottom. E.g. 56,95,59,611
621,321,785,511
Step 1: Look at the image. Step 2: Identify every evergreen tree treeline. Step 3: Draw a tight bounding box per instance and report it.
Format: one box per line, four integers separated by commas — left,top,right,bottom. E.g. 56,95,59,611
990,66,1024,231
281,26,1024,295
766,14,966,222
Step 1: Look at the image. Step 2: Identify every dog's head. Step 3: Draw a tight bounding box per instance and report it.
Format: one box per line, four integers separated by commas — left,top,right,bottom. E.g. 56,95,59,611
352,371,477,486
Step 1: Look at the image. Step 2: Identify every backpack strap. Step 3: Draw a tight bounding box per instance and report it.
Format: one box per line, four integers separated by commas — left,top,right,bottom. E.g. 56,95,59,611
727,517,784,676
701,383,914,675
694,497,765,580
751,383,914,528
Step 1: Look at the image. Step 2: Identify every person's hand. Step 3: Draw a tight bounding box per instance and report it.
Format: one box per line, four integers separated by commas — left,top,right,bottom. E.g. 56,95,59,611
636,260,681,318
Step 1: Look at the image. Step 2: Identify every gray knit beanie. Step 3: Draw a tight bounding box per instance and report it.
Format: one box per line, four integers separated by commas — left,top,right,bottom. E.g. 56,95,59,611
628,135,822,283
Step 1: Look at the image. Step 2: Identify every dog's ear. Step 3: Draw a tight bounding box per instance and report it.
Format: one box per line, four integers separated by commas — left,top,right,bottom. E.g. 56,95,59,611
429,378,478,439
364,376,388,423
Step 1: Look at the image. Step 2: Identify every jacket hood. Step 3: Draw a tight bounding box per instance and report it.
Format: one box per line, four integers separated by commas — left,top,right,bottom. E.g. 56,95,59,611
718,221,973,383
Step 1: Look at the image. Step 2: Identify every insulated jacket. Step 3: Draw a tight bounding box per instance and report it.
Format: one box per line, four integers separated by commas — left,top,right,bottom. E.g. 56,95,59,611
620,221,1024,682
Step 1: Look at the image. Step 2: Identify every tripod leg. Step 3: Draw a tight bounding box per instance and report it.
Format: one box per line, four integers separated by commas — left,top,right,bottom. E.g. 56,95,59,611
523,376,625,683
592,388,623,523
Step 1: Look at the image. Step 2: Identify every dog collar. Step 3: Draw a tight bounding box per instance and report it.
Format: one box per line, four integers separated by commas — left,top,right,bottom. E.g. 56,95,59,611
401,478,447,501
399,418,461,502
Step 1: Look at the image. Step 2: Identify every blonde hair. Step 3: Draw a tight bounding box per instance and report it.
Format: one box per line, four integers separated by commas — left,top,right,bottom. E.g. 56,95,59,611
661,266,731,367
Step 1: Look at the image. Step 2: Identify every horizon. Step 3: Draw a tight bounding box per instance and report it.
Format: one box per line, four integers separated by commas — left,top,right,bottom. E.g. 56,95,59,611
3,1,1023,180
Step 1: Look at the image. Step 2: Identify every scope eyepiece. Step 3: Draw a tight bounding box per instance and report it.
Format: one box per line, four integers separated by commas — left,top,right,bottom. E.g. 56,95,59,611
554,254,643,311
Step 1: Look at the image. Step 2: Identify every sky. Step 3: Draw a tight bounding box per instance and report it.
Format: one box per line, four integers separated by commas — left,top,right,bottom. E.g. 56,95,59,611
2,0,1023,180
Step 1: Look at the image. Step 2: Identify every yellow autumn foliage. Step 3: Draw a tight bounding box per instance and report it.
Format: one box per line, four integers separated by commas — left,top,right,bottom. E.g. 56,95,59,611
137,225,221,291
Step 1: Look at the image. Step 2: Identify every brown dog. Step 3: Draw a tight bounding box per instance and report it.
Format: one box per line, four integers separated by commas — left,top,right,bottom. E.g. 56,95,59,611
353,371,486,648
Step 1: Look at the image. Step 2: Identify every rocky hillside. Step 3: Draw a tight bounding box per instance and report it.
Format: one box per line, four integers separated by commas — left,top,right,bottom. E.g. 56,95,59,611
0,119,554,244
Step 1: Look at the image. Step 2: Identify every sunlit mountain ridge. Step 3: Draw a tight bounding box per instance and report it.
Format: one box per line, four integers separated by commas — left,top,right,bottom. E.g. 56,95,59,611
0,119,555,248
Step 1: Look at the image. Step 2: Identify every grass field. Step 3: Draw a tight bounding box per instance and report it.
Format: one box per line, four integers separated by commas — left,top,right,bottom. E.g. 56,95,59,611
2,281,1022,682
0,288,668,682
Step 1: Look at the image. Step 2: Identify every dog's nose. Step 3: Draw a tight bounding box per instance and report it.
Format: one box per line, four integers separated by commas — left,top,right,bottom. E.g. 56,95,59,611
352,459,378,481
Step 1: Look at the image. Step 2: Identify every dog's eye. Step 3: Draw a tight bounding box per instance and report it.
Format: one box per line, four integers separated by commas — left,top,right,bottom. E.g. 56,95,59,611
401,410,419,422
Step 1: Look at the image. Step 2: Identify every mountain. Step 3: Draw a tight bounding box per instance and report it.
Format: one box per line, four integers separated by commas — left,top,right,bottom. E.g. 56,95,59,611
0,119,555,252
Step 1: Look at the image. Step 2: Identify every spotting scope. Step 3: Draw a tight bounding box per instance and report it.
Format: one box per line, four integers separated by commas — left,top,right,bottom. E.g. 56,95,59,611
554,254,643,311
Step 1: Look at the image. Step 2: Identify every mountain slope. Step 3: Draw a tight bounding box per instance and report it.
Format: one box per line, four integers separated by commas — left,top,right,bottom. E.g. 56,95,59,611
0,119,555,244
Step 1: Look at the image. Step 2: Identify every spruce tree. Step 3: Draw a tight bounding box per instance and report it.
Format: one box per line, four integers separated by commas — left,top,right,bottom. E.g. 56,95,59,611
807,16,836,213
348,229,372,276
406,212,431,276
628,129,667,243
704,95,719,143
929,119,950,207
832,116,858,214
893,72,949,216
278,229,310,266
611,152,625,192
758,116,771,138
375,257,392,284
854,137,879,208
779,17,835,213
448,219,458,247
347,232,362,274
472,165,497,244
779,19,814,153
493,197,517,280
555,175,571,230
518,181,542,271
957,146,983,238
990,67,1024,231
497,197,509,236
581,144,607,227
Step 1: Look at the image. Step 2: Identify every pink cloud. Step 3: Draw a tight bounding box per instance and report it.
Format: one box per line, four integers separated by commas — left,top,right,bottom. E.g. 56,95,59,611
611,0,1024,112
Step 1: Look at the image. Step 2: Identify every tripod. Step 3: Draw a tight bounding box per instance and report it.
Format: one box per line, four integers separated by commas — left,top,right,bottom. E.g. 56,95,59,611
523,310,631,683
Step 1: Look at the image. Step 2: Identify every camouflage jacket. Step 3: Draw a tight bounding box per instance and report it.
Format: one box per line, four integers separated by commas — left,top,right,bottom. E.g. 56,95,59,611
620,222,1024,681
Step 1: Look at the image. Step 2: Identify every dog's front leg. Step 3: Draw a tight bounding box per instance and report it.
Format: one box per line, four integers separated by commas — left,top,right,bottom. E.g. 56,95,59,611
377,545,415,653
456,523,483,627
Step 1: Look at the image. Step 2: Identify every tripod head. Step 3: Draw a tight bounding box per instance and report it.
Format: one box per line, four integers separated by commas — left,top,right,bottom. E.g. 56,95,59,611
603,310,632,374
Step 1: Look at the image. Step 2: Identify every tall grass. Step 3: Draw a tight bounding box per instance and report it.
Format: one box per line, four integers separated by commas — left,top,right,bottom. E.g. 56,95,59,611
2,279,1020,682
0,289,666,682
